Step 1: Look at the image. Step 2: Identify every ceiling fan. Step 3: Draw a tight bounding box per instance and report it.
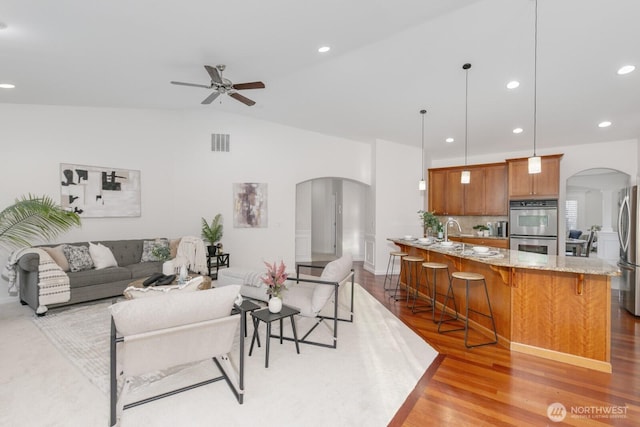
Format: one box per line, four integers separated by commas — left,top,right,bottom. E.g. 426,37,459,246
170,64,265,106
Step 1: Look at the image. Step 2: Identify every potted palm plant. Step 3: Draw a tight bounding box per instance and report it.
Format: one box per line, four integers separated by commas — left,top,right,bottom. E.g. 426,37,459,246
418,210,439,238
0,194,81,250
201,214,223,256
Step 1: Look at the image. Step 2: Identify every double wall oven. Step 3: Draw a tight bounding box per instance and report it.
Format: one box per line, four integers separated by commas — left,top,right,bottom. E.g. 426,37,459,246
509,199,558,255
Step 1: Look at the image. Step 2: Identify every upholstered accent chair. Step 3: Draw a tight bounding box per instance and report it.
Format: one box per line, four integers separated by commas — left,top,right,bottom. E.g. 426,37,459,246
282,254,355,349
109,285,243,426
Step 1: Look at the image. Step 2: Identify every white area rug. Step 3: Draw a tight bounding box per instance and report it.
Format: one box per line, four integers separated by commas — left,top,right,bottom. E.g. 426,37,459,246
32,284,437,426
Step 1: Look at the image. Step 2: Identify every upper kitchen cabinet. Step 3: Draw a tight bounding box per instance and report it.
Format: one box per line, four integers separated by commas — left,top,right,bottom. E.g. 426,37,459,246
428,163,507,215
506,154,563,199
428,168,464,215
464,163,508,215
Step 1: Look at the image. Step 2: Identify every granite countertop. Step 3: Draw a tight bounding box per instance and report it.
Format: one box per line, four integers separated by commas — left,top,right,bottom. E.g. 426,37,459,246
448,234,508,240
389,238,620,277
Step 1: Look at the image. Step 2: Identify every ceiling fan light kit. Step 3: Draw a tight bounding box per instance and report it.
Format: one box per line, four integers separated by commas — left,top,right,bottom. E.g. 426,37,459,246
170,64,265,106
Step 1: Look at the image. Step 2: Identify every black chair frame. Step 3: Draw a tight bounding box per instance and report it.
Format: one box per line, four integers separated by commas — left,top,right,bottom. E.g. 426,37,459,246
109,303,247,426
274,264,355,349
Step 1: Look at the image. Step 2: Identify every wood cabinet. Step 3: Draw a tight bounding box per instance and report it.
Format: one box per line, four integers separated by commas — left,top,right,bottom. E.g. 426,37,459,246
429,162,507,215
428,169,464,215
507,154,562,199
449,236,509,249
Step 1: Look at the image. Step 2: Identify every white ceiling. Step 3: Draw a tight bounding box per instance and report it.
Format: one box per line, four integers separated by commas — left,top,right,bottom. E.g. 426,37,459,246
2,0,639,160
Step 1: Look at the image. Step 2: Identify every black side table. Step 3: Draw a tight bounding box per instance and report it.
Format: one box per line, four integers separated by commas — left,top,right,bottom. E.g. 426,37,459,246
207,252,230,279
231,299,262,339
249,305,300,368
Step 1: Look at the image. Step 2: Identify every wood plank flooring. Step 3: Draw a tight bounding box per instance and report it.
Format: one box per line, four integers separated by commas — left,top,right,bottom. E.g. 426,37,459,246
351,262,640,426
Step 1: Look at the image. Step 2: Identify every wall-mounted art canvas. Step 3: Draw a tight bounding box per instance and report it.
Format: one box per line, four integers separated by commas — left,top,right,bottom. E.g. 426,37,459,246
60,163,141,217
233,183,268,228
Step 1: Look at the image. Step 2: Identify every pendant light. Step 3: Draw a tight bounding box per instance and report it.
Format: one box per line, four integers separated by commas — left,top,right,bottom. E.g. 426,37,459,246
461,63,471,184
418,109,427,190
528,0,542,174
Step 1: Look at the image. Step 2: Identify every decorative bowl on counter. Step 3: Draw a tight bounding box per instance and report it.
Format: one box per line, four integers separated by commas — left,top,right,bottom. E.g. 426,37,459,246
472,246,490,253
417,237,432,244
440,241,454,247
403,235,414,240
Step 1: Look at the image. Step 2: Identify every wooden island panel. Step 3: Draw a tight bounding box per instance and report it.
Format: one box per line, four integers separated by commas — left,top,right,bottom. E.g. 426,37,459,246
392,239,615,372
510,269,611,371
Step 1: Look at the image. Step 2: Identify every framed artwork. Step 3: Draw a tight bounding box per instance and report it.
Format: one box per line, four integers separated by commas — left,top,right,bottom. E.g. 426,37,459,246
233,183,268,228
60,163,141,217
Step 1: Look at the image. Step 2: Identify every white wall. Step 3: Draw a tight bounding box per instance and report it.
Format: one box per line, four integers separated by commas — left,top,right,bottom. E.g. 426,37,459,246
0,104,371,302
369,139,424,275
343,180,366,260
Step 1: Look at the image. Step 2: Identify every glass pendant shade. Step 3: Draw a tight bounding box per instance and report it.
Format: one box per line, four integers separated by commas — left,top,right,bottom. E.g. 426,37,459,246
418,179,426,191
461,170,471,184
528,156,542,174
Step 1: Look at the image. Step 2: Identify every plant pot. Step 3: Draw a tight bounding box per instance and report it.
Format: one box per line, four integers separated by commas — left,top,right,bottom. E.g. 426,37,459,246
268,296,283,313
207,245,217,256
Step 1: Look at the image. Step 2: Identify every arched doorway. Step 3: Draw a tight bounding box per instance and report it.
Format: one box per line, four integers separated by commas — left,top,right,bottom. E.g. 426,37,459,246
565,168,629,260
295,178,369,264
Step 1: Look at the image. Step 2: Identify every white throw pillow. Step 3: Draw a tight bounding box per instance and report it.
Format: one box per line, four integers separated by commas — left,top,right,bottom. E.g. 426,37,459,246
89,242,118,269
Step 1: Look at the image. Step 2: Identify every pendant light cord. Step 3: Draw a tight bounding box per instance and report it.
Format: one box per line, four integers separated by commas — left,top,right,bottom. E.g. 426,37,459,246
463,63,471,166
533,0,538,156
420,109,426,179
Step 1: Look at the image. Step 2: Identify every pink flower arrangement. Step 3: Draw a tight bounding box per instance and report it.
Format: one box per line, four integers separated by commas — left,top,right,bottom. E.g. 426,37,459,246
262,260,289,298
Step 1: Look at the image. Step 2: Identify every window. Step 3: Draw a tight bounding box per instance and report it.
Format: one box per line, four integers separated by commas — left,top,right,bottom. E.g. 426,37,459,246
565,200,578,231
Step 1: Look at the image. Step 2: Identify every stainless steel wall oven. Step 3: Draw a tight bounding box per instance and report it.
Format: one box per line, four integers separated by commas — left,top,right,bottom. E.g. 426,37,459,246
509,199,558,255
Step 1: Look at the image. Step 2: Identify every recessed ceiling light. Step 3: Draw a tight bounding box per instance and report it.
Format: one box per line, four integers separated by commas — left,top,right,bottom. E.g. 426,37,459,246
617,65,635,75
318,46,331,53
0,83,15,89
598,121,612,128
506,80,520,89
445,137,454,143
513,127,523,134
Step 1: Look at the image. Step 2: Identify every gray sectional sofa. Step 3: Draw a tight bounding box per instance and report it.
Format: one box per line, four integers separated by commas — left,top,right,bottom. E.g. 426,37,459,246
17,239,165,314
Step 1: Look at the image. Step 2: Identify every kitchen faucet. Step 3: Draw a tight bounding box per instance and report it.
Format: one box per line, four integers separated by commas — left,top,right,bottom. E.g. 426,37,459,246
444,217,462,242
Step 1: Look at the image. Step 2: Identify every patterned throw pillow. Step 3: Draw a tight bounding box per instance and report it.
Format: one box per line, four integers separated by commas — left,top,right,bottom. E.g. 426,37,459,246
62,244,94,272
141,239,170,262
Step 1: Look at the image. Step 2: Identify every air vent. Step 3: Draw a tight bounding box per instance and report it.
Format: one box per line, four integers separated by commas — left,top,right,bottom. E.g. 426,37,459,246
211,134,230,152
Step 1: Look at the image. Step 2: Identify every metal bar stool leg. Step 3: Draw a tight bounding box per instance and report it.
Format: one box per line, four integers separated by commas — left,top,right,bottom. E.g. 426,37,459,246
411,263,434,314
384,251,407,295
441,271,498,348
401,256,424,306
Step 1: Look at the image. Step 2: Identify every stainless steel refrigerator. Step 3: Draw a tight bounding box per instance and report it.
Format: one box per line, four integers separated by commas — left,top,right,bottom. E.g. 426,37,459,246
617,186,640,316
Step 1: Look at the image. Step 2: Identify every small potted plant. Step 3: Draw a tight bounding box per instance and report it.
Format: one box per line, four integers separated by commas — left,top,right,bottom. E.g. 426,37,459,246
201,214,223,256
473,224,490,237
262,260,289,313
418,210,439,238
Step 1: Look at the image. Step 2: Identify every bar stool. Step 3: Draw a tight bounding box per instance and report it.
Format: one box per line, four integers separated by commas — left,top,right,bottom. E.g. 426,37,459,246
419,262,458,323
438,271,498,348
383,251,408,295
394,256,423,304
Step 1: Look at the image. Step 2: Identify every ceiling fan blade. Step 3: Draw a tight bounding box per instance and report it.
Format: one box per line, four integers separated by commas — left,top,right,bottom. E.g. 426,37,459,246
204,65,223,84
229,92,256,106
170,81,211,89
201,91,221,104
232,81,266,90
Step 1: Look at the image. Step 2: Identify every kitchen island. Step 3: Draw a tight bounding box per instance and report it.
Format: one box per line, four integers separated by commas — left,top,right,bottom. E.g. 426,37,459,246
389,238,620,372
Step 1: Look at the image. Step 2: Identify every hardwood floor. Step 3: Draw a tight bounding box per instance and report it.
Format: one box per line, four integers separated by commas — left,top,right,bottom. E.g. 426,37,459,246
352,262,640,426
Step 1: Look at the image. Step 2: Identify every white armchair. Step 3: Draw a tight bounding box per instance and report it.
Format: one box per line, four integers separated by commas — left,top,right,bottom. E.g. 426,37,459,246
109,285,243,426
282,254,355,349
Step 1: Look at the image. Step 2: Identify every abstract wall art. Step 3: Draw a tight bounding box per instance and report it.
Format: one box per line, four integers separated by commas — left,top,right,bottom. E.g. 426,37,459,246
233,183,268,228
60,163,141,217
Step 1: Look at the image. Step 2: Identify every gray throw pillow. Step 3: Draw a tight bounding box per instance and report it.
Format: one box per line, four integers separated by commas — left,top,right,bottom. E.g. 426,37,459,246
141,239,170,262
62,244,94,272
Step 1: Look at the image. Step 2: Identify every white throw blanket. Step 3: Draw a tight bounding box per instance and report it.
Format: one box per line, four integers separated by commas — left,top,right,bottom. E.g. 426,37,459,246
176,236,208,275
2,248,70,314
